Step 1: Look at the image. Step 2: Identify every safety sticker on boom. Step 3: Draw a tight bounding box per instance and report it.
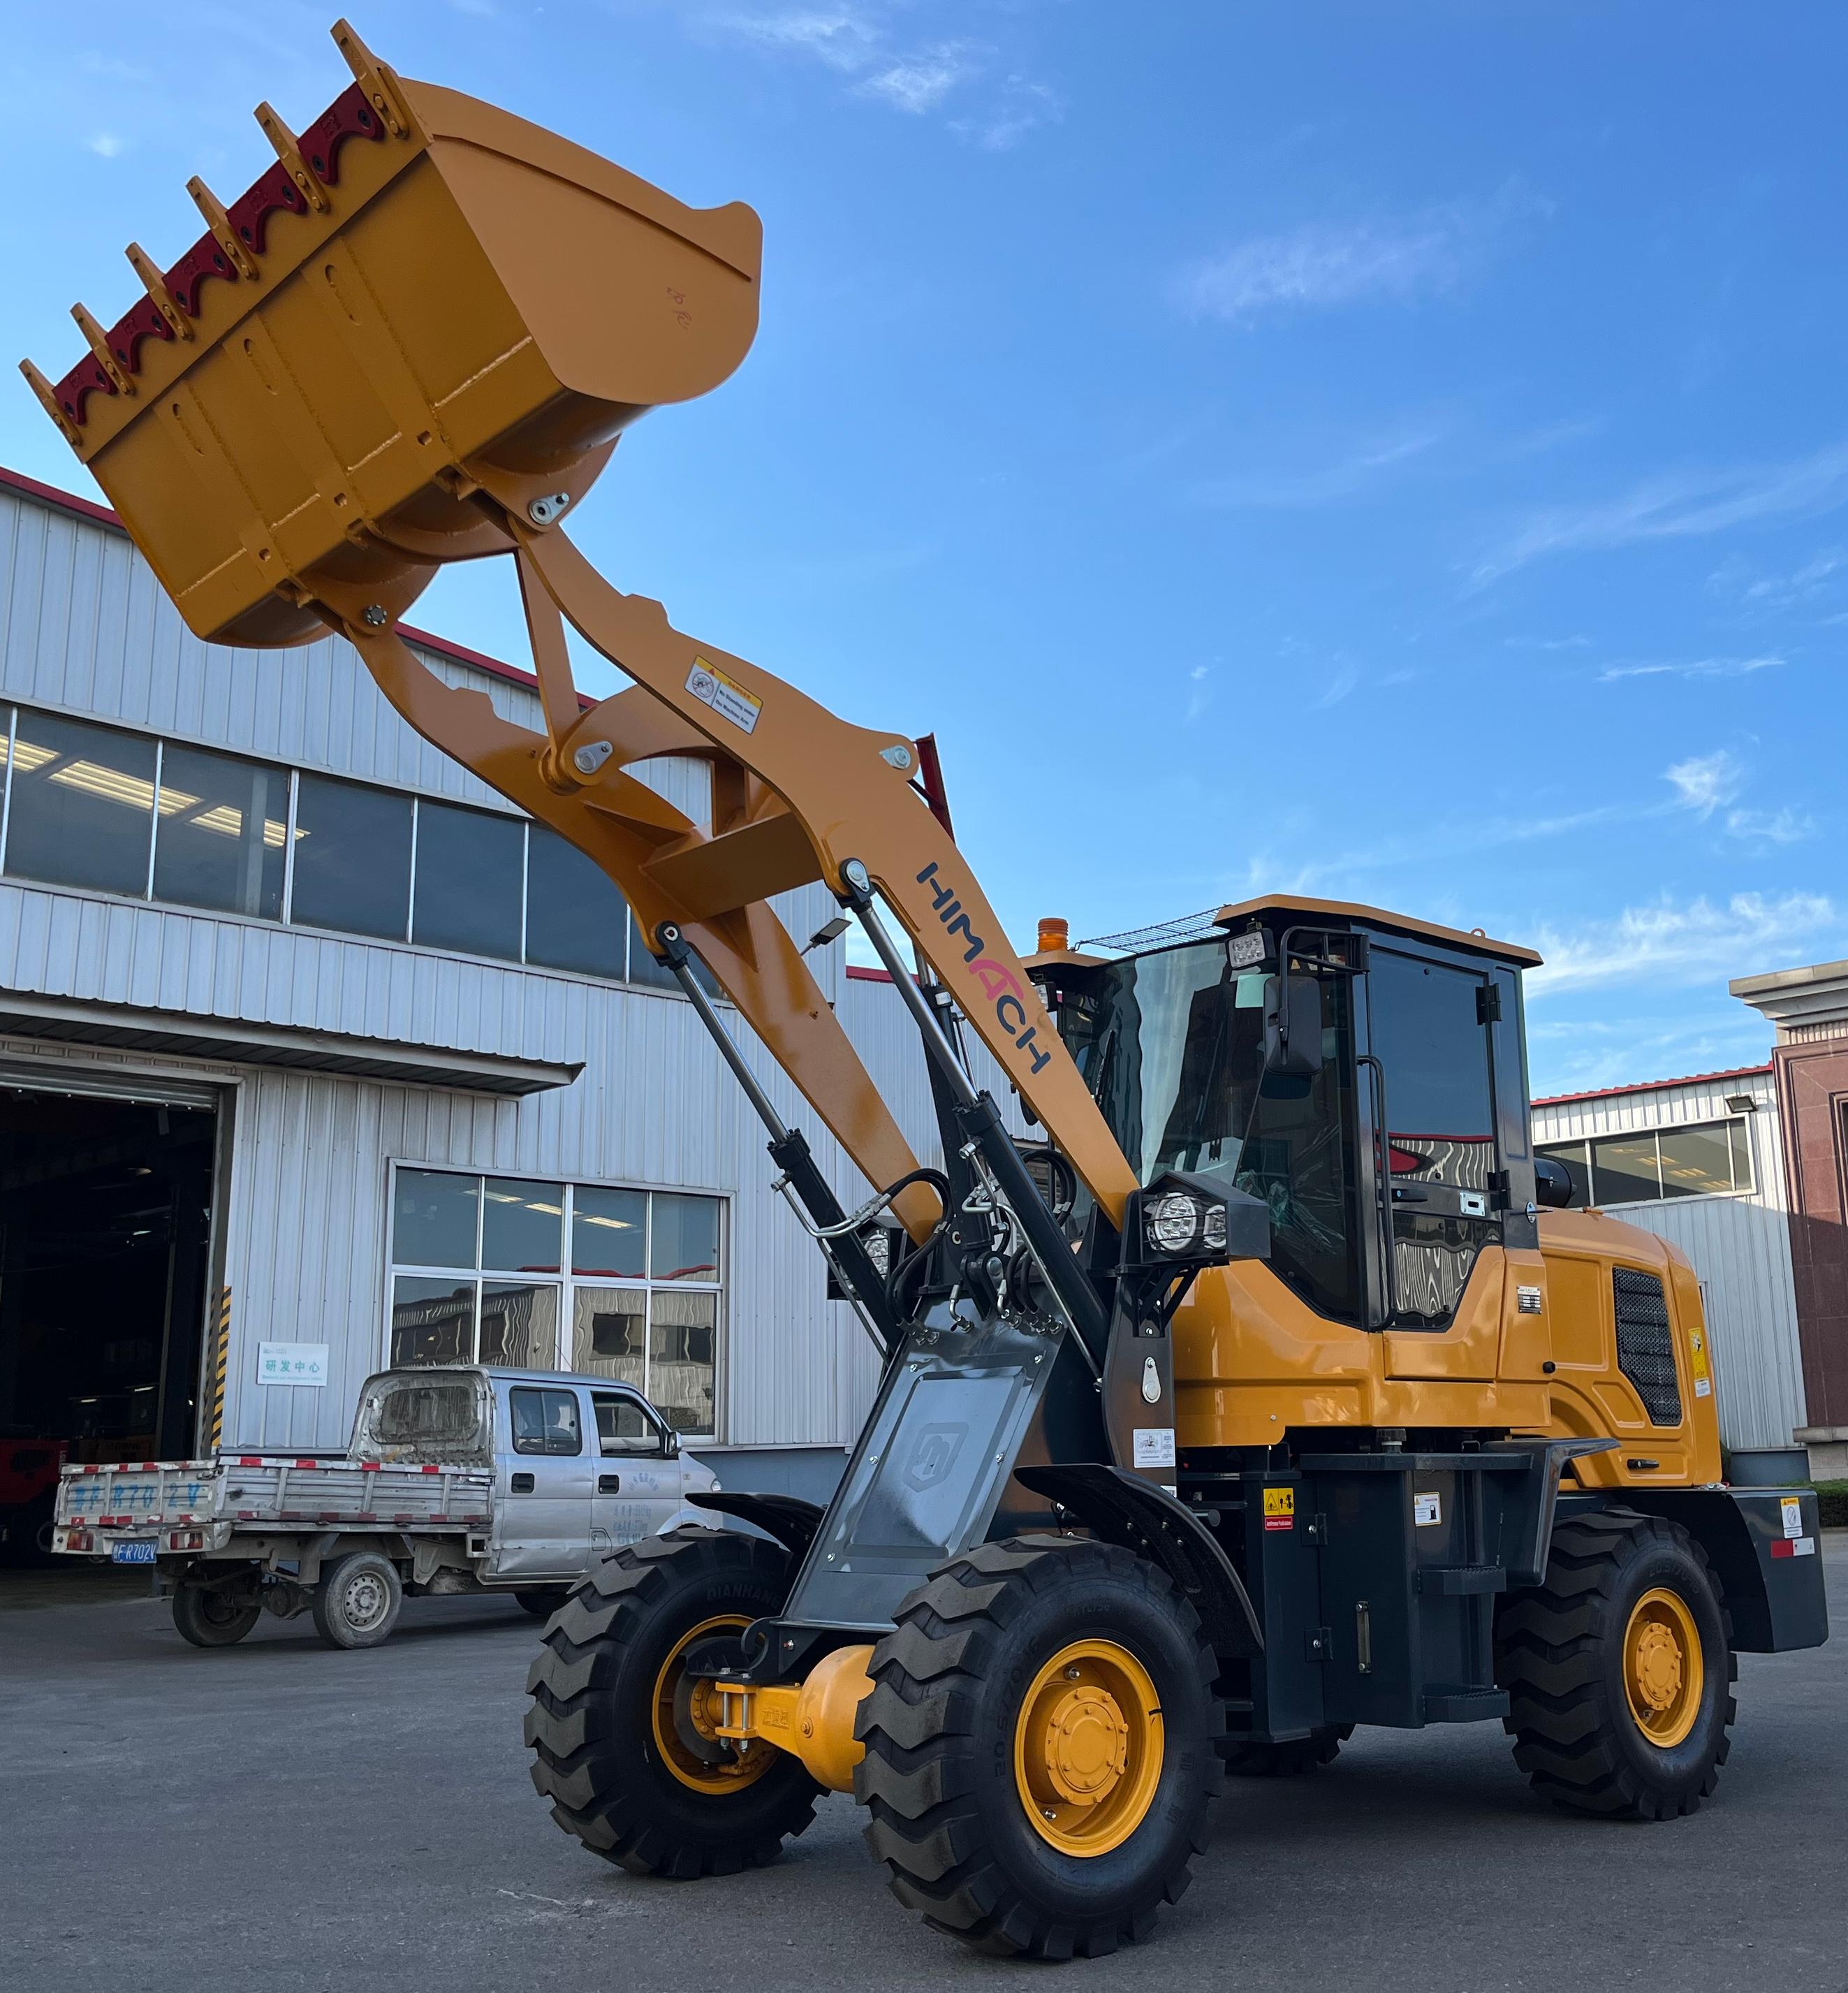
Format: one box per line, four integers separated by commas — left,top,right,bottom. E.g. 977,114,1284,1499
686,656,762,734
1263,1486,1293,1532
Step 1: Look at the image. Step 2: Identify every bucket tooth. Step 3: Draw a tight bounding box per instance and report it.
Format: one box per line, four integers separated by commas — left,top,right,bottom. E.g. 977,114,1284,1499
70,304,133,397
18,360,80,444
255,103,331,214
125,244,192,341
332,17,413,139
186,177,258,280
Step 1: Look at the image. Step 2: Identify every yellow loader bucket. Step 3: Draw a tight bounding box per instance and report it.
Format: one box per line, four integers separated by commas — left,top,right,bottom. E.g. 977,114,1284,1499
22,20,761,649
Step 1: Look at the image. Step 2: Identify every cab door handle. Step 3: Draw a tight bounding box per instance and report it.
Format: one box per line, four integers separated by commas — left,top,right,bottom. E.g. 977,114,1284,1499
510,1472,535,1493
598,1473,622,1494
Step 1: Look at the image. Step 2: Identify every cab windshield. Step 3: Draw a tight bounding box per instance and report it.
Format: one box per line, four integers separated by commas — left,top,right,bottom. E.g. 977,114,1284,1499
1057,939,1361,1323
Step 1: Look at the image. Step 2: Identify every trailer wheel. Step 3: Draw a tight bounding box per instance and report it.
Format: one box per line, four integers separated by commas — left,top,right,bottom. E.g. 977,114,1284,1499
173,1576,261,1648
1495,1510,1735,1820
856,1536,1223,1959
312,1550,404,1650
525,1526,820,1877
1222,1725,1352,1776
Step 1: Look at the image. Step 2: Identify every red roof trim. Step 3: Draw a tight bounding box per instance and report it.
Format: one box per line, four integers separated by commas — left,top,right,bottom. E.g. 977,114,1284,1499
844,965,894,983
0,460,577,706
1532,1063,1772,1109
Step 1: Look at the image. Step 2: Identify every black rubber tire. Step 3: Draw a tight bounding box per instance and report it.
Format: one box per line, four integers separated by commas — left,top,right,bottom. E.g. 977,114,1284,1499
311,1550,404,1650
856,1535,1224,1960
515,1589,566,1619
1495,1508,1736,1820
1221,1724,1353,1776
173,1579,261,1648
525,1526,820,1878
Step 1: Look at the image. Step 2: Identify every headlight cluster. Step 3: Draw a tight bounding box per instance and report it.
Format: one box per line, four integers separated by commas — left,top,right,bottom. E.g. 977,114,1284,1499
1142,1184,1231,1260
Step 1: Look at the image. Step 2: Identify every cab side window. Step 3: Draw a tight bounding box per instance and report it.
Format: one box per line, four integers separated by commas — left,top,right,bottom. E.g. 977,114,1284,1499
594,1392,664,1455
1366,949,1499,1329
511,1386,582,1456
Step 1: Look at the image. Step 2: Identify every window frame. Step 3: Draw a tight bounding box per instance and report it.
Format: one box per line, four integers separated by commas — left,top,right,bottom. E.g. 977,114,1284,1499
0,699,722,1001
383,1161,727,1438
1535,1118,1756,1208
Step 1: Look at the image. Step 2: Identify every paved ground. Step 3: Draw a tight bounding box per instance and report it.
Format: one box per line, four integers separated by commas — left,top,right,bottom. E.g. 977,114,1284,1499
3,1542,1844,1993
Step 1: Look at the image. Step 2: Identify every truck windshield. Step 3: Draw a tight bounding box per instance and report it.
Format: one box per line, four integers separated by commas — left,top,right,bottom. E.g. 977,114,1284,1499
351,1371,492,1463
1057,939,1361,1323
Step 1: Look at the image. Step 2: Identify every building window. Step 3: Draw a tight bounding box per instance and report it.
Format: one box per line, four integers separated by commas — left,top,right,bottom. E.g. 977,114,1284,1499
387,1167,724,1435
525,824,629,979
291,773,413,940
0,701,728,1005
1537,1120,1754,1208
152,742,290,921
2,708,159,897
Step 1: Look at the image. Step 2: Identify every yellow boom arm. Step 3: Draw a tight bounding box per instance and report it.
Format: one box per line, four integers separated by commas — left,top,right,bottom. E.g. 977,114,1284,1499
23,20,1141,1237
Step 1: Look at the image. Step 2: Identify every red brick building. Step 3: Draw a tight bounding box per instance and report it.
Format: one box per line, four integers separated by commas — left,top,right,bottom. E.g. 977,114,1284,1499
1732,958,1848,1477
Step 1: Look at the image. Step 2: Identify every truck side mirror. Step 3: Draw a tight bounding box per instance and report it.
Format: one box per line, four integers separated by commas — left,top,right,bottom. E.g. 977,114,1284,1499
1264,972,1324,1079
1534,1155,1574,1209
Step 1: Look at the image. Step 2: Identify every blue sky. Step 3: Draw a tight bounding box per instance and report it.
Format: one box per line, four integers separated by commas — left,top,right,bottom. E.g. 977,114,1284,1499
6,3,1845,1094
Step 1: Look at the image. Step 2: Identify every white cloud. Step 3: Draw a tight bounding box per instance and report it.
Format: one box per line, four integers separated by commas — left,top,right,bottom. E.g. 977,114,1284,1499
1474,440,1848,584
1527,892,1838,996
954,75,1061,151
1601,655,1783,682
712,6,1052,142
1178,182,1546,326
858,43,976,114
719,8,877,70
1725,805,1814,847
87,132,123,159
1664,750,1744,818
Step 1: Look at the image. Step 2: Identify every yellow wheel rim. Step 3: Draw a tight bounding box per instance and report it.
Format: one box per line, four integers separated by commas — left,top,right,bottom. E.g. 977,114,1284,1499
1013,1639,1164,1856
1622,1587,1704,1749
652,1614,772,1795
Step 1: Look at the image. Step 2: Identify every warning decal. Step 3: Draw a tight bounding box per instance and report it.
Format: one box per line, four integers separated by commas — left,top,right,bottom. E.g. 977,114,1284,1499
1414,1491,1442,1528
686,656,763,735
1263,1486,1294,1533
1781,1496,1803,1540
1133,1427,1176,1469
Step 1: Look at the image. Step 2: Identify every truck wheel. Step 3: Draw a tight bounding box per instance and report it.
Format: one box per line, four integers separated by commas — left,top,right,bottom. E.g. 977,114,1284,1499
312,1551,404,1650
525,1526,820,1877
856,1536,1223,1959
1222,1725,1352,1776
1496,1510,1735,1820
516,1589,566,1619
173,1577,261,1648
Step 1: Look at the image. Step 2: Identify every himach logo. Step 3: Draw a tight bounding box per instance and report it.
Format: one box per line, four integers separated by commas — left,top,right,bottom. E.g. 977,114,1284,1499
916,861,1051,1074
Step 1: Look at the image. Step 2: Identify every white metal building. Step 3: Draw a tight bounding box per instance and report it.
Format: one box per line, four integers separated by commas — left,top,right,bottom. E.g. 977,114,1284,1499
0,465,950,1478
1531,1065,1804,1452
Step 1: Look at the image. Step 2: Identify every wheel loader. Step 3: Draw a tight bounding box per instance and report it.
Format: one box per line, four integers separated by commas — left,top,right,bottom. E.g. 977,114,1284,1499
27,21,1828,1960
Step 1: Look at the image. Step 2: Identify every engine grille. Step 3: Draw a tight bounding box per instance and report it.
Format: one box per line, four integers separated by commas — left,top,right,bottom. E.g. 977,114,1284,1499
1613,1267,1682,1427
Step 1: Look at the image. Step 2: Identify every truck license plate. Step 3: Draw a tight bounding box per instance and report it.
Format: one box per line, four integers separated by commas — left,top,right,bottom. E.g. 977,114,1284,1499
110,1540,157,1564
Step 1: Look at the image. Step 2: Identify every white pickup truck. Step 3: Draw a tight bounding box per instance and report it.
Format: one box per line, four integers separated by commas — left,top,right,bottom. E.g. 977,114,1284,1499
52,1366,718,1648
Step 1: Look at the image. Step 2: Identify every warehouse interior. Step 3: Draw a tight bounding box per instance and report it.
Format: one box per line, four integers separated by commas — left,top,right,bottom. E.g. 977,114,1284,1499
0,1081,217,1570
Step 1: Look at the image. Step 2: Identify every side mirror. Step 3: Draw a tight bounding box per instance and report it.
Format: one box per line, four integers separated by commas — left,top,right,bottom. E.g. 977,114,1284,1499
1534,1156,1574,1209
1264,972,1324,1079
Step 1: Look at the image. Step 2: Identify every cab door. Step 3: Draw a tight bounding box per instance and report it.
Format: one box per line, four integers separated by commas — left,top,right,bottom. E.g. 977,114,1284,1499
494,1383,594,1579
589,1389,682,1548
1361,946,1504,1353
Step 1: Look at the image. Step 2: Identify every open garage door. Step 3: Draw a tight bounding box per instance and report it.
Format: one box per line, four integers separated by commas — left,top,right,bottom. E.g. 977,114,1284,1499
0,1073,221,1565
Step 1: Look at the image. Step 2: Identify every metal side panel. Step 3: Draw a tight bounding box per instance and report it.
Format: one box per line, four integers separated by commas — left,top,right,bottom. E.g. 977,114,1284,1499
778,1310,1062,1633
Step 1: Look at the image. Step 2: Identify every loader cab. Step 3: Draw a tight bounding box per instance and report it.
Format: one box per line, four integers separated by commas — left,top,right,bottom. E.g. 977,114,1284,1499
1035,898,1541,1333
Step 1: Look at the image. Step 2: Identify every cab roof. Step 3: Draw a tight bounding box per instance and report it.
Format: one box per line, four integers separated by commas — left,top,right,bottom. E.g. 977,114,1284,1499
1212,895,1543,970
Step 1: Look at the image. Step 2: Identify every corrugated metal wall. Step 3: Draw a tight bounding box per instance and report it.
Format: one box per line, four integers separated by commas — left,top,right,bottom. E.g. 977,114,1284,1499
0,478,940,1452
1532,1071,1805,1449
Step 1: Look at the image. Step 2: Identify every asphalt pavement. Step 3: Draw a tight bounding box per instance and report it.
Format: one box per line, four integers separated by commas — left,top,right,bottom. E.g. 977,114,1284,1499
3,1541,1844,1993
